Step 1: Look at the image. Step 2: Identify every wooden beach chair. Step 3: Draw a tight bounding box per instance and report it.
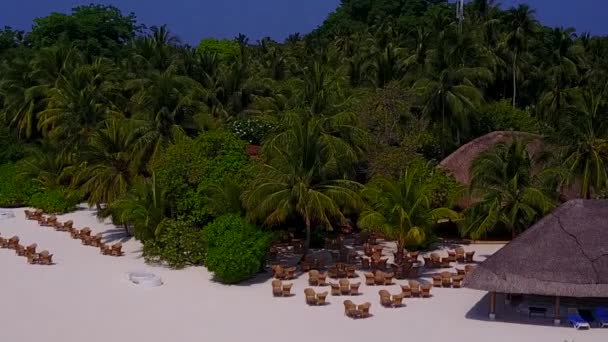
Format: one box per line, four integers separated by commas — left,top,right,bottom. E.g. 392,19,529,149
432,274,442,287
90,233,102,247
25,243,37,256
8,236,19,249
271,280,283,297
391,293,405,307
409,280,420,297
374,271,385,285
15,244,26,256
308,270,319,286
400,284,412,298
441,272,453,287
304,288,318,305
284,267,296,280
39,251,53,265
100,243,112,255
465,251,475,263
0,235,6,248
452,275,463,288
455,247,465,263
317,272,328,286
316,291,328,305
379,290,392,307
364,272,375,286
343,300,360,318
421,284,432,298
383,272,394,285
358,302,371,318
330,282,341,296
350,282,361,296
282,283,293,297
27,253,40,264
339,279,351,295
110,243,123,256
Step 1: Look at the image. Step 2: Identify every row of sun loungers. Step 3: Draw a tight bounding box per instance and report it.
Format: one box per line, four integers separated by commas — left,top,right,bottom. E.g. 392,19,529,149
568,307,608,329
25,210,123,257
0,233,53,265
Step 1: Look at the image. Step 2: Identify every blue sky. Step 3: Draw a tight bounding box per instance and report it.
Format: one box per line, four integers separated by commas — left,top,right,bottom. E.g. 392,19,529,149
0,0,606,45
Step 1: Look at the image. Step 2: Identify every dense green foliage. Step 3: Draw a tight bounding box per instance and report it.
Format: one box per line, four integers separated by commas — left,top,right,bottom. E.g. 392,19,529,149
203,214,274,284
0,163,35,206
1,1,608,280
28,187,80,213
143,219,206,268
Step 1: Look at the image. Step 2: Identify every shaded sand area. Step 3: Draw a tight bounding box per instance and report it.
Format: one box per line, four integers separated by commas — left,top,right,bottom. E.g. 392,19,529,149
0,207,604,342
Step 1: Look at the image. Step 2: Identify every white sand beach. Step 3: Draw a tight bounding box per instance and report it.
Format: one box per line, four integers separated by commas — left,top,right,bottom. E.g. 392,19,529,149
0,207,604,342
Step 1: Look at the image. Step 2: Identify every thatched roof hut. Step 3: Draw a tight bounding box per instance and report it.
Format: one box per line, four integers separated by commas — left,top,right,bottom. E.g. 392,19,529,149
465,200,608,298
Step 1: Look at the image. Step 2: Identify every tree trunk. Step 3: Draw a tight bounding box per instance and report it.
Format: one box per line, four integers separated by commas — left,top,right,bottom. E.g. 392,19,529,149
95,202,102,211
512,51,518,108
303,217,312,260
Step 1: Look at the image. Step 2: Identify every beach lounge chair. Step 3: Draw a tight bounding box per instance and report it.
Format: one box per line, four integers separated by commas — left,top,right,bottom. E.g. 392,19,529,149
309,270,319,286
79,227,92,240
110,243,123,256
374,271,385,285
392,294,405,307
455,247,465,263
25,243,37,256
383,272,394,285
350,282,361,296
0,236,6,248
27,253,39,264
465,251,475,263
343,300,360,318
304,288,318,305
421,284,432,298
282,283,293,297
346,266,357,278
447,250,456,262
100,243,112,255
39,251,53,265
409,280,420,297
361,257,370,269
432,274,442,287
455,267,466,276
452,275,463,288
272,280,283,296
400,284,412,298
379,290,392,307
339,279,351,295
330,283,341,296
8,236,19,249
284,267,296,280
316,292,328,305
568,308,591,330
90,233,102,247
272,265,285,279
71,229,81,239
441,272,453,287
15,244,26,256
358,302,371,318
440,257,451,268
594,307,608,328
364,272,375,286
60,220,74,232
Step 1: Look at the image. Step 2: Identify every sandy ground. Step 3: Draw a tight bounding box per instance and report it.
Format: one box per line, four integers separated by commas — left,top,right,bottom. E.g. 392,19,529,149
0,206,604,342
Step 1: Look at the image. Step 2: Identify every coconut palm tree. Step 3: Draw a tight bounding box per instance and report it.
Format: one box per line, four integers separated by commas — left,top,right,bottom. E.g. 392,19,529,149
502,4,538,107
463,140,555,239
358,165,460,251
72,119,136,207
244,113,365,256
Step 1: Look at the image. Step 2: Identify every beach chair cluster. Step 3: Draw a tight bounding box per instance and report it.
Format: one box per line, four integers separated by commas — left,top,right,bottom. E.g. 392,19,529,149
568,307,608,330
0,233,53,265
327,262,358,278
271,279,293,297
329,279,361,296
304,288,328,306
25,209,123,257
343,300,372,319
364,271,394,286
424,248,475,269
431,271,464,288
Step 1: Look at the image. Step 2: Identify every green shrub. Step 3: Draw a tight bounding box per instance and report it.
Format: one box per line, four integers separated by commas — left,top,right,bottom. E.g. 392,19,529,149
154,131,252,226
28,187,80,213
0,163,36,207
203,214,274,284
143,219,206,268
474,100,540,135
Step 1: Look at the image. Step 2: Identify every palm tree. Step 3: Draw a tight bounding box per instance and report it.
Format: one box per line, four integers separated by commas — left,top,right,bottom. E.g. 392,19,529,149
502,5,538,107
556,86,608,198
358,165,460,251
463,140,555,239
72,119,136,207
244,113,364,256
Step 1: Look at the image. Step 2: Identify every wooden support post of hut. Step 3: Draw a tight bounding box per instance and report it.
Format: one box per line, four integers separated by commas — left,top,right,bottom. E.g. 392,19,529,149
554,296,560,325
489,292,496,320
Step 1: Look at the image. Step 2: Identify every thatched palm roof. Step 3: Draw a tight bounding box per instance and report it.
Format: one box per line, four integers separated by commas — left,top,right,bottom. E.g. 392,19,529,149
465,200,608,298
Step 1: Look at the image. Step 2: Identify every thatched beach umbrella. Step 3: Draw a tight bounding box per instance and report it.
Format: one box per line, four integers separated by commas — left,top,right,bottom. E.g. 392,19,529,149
465,200,608,322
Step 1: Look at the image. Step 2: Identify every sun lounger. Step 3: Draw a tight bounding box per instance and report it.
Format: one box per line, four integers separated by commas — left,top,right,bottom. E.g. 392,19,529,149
594,307,608,328
421,284,432,298
39,251,53,265
400,284,412,298
27,253,39,264
374,271,385,285
0,236,6,248
379,290,392,307
465,251,475,263
391,294,405,307
441,272,453,287
305,288,318,305
15,244,26,256
339,279,351,295
90,233,102,247
383,272,394,285
358,302,371,318
8,236,19,249
455,247,465,263
282,283,293,297
271,280,283,296
452,275,463,288
272,265,285,279
110,243,123,256
409,280,420,297
447,250,456,262
364,272,375,286
100,243,111,255
350,282,361,296
568,308,591,330
330,283,341,296
316,292,328,305
432,274,442,287
308,270,319,286
284,267,296,280
343,300,360,318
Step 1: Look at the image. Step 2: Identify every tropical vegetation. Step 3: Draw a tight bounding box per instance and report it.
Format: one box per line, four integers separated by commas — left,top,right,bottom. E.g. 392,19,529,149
1,1,608,282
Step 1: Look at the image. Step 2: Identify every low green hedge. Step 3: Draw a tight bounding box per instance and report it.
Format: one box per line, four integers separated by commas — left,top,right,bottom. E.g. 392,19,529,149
143,219,206,268
0,163,36,207
28,187,81,214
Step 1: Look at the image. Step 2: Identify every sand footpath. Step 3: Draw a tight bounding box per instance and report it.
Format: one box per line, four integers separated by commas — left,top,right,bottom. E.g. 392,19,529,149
0,207,603,342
